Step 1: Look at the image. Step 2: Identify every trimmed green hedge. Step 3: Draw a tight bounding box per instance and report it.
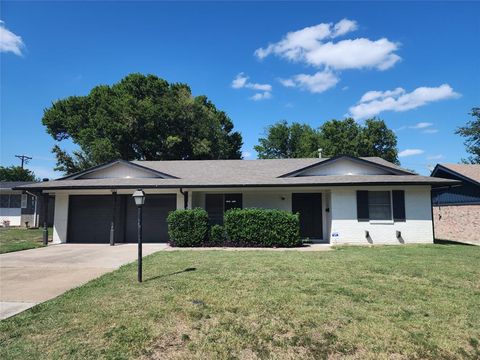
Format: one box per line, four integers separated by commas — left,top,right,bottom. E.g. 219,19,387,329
167,208,209,247
167,208,301,248
209,225,226,246
224,208,301,248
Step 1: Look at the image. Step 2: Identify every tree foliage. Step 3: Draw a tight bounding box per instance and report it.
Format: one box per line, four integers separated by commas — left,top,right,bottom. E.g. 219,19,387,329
0,166,37,181
42,73,243,174
255,118,399,164
254,120,321,158
456,107,480,164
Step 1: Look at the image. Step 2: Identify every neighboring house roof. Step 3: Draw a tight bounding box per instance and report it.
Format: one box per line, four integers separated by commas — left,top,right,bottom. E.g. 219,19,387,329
0,181,36,191
15,157,458,190
432,163,480,186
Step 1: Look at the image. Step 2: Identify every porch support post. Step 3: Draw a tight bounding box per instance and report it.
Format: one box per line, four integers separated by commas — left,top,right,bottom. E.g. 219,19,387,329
184,191,189,209
42,193,49,246
179,188,188,209
110,191,117,246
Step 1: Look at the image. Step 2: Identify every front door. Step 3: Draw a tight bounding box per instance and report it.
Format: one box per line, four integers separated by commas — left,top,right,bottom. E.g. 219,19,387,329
292,193,323,239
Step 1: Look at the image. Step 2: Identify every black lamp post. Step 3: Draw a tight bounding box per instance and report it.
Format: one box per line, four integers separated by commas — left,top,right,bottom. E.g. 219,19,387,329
132,189,146,282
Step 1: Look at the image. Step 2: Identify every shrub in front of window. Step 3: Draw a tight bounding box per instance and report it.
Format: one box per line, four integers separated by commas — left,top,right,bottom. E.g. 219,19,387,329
209,225,226,246
167,208,209,247
224,208,301,247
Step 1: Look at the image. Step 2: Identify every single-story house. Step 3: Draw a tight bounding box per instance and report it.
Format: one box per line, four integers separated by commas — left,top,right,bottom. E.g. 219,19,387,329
431,163,480,243
0,182,55,228
16,156,457,246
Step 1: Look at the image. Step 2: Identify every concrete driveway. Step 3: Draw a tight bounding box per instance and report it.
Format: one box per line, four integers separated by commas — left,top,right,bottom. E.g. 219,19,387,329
0,243,168,320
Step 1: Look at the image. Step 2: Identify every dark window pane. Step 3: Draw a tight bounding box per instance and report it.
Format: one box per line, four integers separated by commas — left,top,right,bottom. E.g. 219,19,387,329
0,195,9,208
368,191,392,220
225,193,242,212
205,194,224,225
9,195,21,208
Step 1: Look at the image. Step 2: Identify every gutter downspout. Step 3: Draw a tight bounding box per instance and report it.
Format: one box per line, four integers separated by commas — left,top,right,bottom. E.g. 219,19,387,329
179,188,188,209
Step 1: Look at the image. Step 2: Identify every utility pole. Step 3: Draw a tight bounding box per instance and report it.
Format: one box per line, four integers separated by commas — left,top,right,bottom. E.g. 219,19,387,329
15,154,32,169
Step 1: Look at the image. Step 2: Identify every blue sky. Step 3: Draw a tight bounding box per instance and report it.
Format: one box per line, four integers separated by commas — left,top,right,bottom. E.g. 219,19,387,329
1,1,479,178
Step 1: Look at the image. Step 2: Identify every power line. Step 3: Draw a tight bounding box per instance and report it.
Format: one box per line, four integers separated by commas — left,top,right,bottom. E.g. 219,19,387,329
15,154,32,169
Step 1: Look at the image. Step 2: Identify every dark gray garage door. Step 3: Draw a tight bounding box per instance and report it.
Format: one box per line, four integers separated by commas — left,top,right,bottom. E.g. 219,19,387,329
68,195,114,243
68,194,176,243
124,194,176,243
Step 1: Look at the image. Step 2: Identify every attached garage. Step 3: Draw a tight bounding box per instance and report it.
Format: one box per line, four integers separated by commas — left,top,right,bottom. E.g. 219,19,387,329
68,194,176,243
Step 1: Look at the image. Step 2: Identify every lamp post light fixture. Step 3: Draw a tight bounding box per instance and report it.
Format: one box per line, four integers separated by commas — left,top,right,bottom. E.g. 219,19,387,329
132,189,146,282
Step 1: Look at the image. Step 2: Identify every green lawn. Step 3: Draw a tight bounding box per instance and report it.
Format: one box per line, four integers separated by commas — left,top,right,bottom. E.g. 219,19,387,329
1,245,479,359
0,227,52,254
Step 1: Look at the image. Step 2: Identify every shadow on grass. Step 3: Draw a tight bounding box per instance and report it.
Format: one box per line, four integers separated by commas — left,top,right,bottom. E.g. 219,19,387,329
145,267,197,282
434,239,475,246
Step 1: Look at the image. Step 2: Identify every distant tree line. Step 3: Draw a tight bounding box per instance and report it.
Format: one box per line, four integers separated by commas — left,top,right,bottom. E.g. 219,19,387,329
0,166,37,182
255,118,399,164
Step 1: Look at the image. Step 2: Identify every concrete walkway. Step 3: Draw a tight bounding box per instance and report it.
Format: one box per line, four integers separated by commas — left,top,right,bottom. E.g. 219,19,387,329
0,243,168,320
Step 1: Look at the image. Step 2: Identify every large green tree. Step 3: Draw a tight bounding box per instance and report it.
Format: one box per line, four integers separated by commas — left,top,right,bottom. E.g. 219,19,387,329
456,107,480,164
43,74,243,174
255,118,399,164
254,121,322,159
0,166,37,181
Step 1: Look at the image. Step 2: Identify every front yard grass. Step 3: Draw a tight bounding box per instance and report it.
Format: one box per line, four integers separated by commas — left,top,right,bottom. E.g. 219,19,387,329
1,245,479,359
0,227,52,254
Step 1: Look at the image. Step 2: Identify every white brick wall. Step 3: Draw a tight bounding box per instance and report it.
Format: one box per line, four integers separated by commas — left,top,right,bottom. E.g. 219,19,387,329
52,194,69,244
329,186,433,245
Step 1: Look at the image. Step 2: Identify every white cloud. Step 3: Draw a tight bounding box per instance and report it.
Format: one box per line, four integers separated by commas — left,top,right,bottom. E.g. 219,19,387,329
349,84,460,119
278,78,296,87
247,83,272,91
360,87,405,103
0,20,25,56
410,122,433,129
231,73,272,100
333,18,358,37
427,154,444,160
231,72,272,91
242,151,252,159
255,19,400,71
399,149,424,157
250,91,272,101
279,70,339,93
231,73,248,89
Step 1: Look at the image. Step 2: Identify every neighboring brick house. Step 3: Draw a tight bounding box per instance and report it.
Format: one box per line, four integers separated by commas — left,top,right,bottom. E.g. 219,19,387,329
431,164,480,244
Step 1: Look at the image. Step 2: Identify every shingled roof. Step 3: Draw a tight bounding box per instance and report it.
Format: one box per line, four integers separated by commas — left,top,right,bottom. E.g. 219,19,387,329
15,157,458,190
433,163,480,185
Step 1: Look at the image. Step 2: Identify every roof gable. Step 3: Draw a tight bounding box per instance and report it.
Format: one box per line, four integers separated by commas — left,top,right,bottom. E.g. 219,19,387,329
60,160,178,180
431,164,480,186
279,156,414,177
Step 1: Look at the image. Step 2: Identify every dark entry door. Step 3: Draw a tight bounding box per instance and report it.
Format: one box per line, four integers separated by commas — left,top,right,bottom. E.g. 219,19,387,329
68,195,114,243
292,193,323,239
124,194,176,243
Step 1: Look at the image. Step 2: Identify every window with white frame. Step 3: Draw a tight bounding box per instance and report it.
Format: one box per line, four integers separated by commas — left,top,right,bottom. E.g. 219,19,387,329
368,191,392,220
